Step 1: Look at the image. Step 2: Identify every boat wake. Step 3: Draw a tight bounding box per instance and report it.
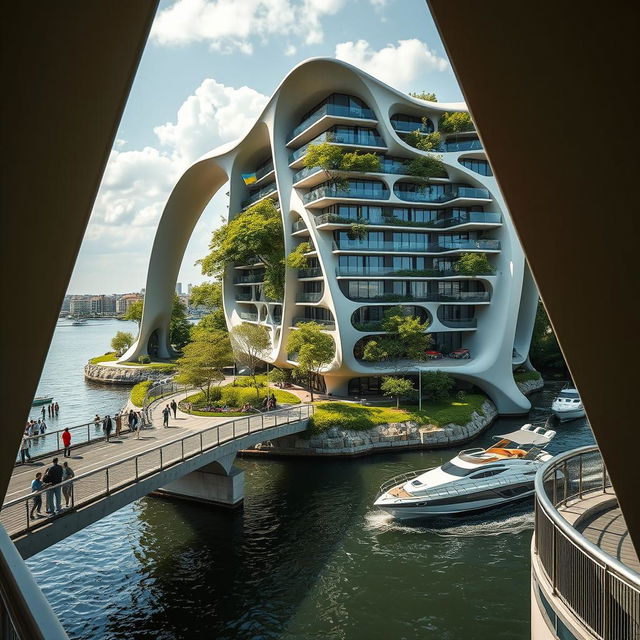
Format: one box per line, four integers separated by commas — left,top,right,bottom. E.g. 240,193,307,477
364,504,534,538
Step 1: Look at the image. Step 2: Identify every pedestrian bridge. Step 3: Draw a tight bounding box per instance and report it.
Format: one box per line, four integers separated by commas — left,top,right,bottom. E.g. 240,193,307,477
1,399,313,559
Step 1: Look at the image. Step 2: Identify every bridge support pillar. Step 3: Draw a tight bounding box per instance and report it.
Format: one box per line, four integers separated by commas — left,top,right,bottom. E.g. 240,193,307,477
158,459,244,508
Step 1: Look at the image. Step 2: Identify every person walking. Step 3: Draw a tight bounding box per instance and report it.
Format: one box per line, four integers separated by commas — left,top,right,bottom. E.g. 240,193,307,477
103,415,113,442
162,405,170,428
41,406,45,420
61,427,72,457
30,472,44,519
44,458,63,514
62,462,75,508
54,402,59,416
170,399,178,419
39,419,46,435
115,412,122,437
19,434,32,463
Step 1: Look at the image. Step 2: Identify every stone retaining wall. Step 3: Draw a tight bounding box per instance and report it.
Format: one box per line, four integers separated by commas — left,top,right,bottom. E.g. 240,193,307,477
516,377,544,395
84,363,170,385
248,400,498,457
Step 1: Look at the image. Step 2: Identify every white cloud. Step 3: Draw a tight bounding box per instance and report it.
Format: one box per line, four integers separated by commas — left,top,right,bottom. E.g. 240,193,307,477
154,79,268,164
284,44,297,56
69,78,268,292
334,39,449,90
151,0,346,52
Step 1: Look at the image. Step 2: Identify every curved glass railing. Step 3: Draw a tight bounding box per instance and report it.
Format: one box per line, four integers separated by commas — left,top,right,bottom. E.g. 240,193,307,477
344,291,491,303
239,311,259,321
295,292,323,303
333,239,500,252
444,138,483,152
288,103,376,142
313,211,501,229
395,185,490,203
292,317,335,330
241,182,277,208
234,273,265,284
390,115,434,133
336,266,459,277
304,183,390,204
289,129,386,164
297,267,323,278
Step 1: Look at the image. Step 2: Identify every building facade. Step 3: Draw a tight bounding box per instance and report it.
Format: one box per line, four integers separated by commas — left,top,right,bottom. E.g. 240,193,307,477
124,59,538,414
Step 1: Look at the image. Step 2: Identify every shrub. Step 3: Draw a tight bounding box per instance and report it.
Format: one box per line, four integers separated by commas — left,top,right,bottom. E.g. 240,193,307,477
138,355,151,364
456,390,467,402
438,112,474,133
422,370,455,401
455,252,494,275
514,370,542,383
221,387,240,407
130,380,153,407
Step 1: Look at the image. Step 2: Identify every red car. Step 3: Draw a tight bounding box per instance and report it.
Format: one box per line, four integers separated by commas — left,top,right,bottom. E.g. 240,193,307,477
425,350,443,360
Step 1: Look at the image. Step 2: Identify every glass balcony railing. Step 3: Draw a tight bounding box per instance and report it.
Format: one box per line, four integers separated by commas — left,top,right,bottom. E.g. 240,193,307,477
239,311,259,321
288,104,376,141
336,266,460,278
296,292,323,303
292,219,308,233
438,317,478,328
289,129,386,164
334,239,500,252
346,291,490,303
313,211,501,229
303,184,390,205
241,182,277,208
234,292,253,301
444,138,483,152
391,118,433,133
395,185,490,203
292,157,417,184
255,159,274,181
297,267,323,278
292,317,336,330
234,273,265,284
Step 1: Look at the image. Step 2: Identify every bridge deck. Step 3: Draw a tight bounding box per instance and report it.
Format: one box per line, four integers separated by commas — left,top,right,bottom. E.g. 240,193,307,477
2,396,311,551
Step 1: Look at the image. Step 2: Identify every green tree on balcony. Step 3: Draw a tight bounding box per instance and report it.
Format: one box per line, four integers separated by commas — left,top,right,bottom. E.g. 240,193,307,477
362,307,433,364
286,242,312,269
454,252,494,276
286,321,335,402
199,199,285,300
438,112,475,133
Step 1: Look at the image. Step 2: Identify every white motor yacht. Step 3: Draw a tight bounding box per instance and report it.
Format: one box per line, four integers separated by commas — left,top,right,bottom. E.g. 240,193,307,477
374,425,556,520
551,387,585,422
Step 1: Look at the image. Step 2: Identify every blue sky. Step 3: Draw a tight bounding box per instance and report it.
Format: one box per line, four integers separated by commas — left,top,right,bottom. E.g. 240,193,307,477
68,0,463,294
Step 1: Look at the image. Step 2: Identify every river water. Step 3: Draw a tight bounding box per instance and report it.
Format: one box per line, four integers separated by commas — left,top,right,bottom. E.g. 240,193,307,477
23,319,594,639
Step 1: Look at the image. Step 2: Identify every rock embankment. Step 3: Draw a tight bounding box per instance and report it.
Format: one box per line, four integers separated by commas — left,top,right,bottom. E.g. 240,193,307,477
516,377,544,395
252,400,497,457
84,363,169,385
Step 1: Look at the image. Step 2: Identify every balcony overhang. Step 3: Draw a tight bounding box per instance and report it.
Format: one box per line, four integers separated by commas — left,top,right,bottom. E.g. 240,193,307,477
286,114,378,148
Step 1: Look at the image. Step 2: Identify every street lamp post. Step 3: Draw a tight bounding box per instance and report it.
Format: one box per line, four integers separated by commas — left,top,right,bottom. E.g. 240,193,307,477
418,368,422,411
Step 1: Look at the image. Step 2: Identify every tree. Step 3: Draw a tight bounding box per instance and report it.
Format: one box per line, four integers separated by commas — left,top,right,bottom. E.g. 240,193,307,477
405,155,446,184
381,376,415,408
189,281,227,333
361,307,433,364
286,321,335,402
304,141,381,190
286,242,312,269
175,330,234,403
123,300,143,326
530,300,567,372
267,367,286,386
405,130,442,152
230,323,271,399
438,112,475,133
421,370,454,402
409,91,438,102
199,199,285,300
454,252,495,275
170,293,191,350
111,331,134,356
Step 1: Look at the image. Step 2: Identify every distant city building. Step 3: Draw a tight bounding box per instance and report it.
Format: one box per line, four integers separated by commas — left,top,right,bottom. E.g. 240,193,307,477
90,294,116,315
60,294,71,313
69,296,92,316
176,282,182,295
116,293,143,314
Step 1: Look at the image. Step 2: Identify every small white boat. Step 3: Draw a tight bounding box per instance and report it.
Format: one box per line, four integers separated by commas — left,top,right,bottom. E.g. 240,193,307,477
551,387,585,422
374,425,556,520
32,396,54,406
71,318,87,326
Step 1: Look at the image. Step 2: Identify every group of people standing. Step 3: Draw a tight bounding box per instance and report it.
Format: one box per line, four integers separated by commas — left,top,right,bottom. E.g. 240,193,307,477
161,400,178,427
29,457,75,519
20,419,48,462
92,409,145,441
41,402,59,419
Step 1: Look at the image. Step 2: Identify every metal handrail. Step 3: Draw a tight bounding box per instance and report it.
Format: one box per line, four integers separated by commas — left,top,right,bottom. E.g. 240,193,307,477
534,446,640,639
378,468,434,495
1,403,314,538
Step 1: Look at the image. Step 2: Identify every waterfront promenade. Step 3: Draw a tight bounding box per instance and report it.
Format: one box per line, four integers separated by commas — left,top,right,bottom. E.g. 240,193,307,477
2,395,313,558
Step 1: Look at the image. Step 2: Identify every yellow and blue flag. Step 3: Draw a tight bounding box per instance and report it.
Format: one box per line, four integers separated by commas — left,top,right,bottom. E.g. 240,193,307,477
242,172,257,185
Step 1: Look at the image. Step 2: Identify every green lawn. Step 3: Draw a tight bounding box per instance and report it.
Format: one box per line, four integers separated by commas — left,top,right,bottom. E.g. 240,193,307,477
179,384,300,417
130,380,153,407
307,394,487,435
89,352,176,371
514,370,542,383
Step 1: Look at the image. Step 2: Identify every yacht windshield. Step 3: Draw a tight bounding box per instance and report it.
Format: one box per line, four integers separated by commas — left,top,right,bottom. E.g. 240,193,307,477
441,462,504,477
559,390,579,399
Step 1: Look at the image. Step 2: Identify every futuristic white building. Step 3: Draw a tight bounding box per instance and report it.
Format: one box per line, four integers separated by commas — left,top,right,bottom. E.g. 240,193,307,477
123,58,538,414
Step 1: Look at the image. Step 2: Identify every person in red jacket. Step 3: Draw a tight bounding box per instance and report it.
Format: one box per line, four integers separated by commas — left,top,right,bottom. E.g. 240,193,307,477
61,428,72,457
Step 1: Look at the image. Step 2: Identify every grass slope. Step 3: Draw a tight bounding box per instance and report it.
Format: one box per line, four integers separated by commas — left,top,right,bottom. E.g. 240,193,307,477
89,352,176,371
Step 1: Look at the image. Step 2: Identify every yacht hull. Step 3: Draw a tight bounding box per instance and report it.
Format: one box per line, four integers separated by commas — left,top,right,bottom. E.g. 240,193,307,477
375,483,535,520
552,408,585,422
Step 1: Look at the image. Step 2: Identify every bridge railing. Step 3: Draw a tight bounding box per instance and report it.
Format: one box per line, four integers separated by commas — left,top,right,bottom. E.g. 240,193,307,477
1,404,314,539
142,381,187,422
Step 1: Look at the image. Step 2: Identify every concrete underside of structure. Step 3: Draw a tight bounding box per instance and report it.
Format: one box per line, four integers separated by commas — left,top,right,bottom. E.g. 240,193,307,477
124,58,538,416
